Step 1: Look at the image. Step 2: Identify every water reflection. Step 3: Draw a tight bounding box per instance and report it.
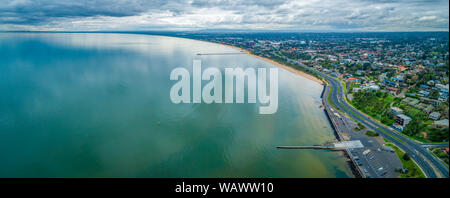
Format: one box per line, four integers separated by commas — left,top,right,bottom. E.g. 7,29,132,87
0,33,351,178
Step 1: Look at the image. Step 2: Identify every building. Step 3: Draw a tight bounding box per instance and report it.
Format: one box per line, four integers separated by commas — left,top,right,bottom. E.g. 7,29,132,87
420,97,441,106
423,105,434,114
433,119,449,128
369,85,380,91
429,112,441,120
352,87,362,92
395,114,412,131
418,90,429,97
390,107,403,115
402,97,419,106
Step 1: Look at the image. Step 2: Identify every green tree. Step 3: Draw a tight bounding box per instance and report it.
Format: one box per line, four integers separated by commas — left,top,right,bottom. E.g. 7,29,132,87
429,90,440,99
403,118,420,136
403,153,411,161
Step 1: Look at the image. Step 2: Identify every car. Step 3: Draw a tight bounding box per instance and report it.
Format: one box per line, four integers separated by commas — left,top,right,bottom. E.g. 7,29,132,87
369,156,375,160
353,156,359,160
363,169,368,173
378,167,384,172
377,148,381,152
380,172,387,176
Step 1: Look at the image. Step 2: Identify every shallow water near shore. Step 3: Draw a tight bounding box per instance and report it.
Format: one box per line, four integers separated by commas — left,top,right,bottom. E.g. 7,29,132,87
0,33,352,177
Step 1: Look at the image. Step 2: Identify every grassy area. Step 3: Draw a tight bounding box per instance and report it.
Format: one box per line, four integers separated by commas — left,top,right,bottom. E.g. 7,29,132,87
357,122,365,130
385,143,426,178
365,131,379,137
327,86,343,114
350,90,396,125
377,128,405,143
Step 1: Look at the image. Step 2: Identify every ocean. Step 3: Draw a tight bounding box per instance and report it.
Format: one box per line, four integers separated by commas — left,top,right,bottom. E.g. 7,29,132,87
0,33,351,177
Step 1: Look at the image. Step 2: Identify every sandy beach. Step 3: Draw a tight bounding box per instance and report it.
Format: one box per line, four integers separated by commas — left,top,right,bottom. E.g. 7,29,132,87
216,43,324,85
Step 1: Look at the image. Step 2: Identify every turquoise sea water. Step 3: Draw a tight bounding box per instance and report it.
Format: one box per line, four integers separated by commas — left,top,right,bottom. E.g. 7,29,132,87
0,33,351,177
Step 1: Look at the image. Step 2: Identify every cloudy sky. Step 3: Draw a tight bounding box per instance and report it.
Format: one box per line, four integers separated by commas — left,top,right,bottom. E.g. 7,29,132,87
0,0,448,31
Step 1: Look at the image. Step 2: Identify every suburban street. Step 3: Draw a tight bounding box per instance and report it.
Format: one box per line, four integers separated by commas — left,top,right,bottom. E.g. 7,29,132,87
319,68,449,178
279,54,449,178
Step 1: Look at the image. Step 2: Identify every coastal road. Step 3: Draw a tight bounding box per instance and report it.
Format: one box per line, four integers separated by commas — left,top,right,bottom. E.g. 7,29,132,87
324,84,403,178
275,53,448,178
318,71,449,178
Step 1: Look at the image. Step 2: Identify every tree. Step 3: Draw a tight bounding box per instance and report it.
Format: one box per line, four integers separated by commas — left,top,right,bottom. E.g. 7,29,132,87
427,128,449,142
403,118,420,136
411,75,419,82
430,90,440,99
403,153,411,161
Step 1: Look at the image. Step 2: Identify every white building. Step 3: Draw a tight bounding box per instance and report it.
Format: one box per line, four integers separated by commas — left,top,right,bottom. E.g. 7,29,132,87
429,112,441,121
395,114,412,131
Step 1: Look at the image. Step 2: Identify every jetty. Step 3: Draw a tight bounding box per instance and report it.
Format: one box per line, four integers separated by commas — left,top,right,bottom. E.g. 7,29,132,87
277,140,364,151
196,52,246,55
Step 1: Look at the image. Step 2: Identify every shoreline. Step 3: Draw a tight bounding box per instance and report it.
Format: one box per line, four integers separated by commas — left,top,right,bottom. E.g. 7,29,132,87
214,42,324,85
218,41,359,177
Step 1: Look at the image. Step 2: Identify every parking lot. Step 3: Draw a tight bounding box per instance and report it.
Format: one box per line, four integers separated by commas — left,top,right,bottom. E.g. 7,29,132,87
329,107,402,178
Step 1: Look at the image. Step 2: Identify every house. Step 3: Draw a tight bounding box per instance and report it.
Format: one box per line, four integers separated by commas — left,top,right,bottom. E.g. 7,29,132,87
331,72,341,77
353,87,362,92
423,105,434,114
429,112,441,120
368,85,380,91
433,119,449,128
415,103,428,110
420,84,430,89
356,70,365,76
379,73,387,81
393,75,405,82
394,114,412,131
383,79,398,87
418,90,430,97
420,97,442,106
439,95,448,101
386,87,400,95
402,97,420,106
390,107,403,115
347,77,361,84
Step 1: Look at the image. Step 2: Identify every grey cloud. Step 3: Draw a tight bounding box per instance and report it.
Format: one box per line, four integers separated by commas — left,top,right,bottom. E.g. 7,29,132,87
191,0,289,9
0,0,448,31
0,0,175,24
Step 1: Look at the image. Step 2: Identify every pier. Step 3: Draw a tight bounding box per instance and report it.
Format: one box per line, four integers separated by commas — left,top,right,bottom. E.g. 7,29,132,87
196,52,246,55
277,140,364,151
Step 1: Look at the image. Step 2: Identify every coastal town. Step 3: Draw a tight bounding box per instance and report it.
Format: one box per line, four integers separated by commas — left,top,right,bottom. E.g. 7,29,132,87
174,32,449,177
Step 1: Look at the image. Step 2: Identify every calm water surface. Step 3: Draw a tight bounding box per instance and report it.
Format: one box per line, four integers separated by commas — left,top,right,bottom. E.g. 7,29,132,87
0,33,351,177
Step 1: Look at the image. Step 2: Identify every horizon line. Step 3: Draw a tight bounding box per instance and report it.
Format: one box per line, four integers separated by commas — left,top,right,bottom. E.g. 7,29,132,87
1,30,449,33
